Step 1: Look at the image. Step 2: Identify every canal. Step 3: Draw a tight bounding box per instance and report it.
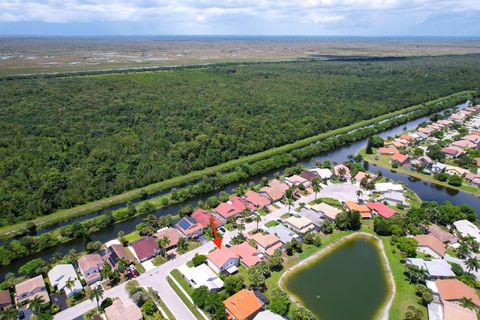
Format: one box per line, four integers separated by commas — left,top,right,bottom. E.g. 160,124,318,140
2,101,479,278
283,236,390,320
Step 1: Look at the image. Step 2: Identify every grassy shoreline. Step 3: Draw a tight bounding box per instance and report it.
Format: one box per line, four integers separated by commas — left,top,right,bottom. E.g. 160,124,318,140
0,90,473,237
360,148,480,196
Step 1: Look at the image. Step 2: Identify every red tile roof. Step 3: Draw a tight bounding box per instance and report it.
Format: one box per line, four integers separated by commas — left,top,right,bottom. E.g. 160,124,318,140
391,153,409,164
378,147,398,155
224,289,263,320
0,290,11,306
244,190,271,208
414,234,446,257
130,237,159,261
366,202,397,218
435,279,480,307
441,147,464,156
191,209,223,227
208,247,239,269
154,228,182,249
231,242,263,268
78,254,103,273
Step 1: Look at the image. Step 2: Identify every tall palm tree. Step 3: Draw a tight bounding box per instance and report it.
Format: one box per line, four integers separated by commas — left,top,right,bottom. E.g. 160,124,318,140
157,236,171,258
311,178,321,200
90,285,105,312
347,154,355,163
237,221,246,236
466,256,480,274
100,262,113,281
338,167,347,180
65,277,75,293
253,213,261,231
29,296,45,315
356,190,363,202
457,241,471,259
117,257,129,274
284,185,296,213
0,308,17,320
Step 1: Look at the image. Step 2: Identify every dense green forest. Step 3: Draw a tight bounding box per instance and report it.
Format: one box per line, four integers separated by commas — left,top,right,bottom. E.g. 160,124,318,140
1,55,480,226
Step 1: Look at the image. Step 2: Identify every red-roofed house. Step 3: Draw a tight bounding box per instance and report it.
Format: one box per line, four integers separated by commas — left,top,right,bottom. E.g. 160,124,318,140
243,190,271,209
175,216,204,238
414,234,446,258
435,279,480,307
441,147,465,158
417,127,433,135
154,228,182,250
378,147,398,155
231,242,265,268
366,202,397,219
0,290,12,310
462,135,480,146
77,254,104,285
391,153,409,166
224,289,264,320
214,197,254,223
333,164,351,180
451,140,476,150
207,247,240,274
130,237,160,262
399,134,416,144
191,209,223,228
465,173,480,187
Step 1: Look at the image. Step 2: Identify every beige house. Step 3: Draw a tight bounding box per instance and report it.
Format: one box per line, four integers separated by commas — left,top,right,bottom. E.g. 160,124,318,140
105,298,143,320
285,216,315,234
15,275,50,304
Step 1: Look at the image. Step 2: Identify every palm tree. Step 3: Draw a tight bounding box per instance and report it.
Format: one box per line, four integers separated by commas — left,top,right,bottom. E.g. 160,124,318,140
338,167,347,180
237,220,246,236
356,190,363,202
457,241,471,259
311,178,321,200
118,257,129,274
347,154,355,163
100,262,113,281
460,297,477,310
0,308,18,320
90,285,105,312
29,296,45,315
157,236,171,258
284,185,296,213
65,277,75,293
466,256,480,274
253,213,261,231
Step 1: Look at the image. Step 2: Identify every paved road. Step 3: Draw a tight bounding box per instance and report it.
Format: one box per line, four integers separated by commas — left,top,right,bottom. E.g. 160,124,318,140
55,182,360,320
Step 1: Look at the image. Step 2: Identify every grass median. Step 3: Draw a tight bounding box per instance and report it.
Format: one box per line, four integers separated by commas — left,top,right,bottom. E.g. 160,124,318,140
167,275,205,319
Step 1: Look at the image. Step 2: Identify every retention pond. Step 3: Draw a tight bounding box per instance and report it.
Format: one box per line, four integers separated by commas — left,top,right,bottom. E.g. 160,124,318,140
283,236,391,320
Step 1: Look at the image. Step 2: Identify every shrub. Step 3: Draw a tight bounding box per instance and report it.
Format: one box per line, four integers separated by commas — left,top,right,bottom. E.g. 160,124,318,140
100,297,113,311
141,300,157,316
191,254,207,267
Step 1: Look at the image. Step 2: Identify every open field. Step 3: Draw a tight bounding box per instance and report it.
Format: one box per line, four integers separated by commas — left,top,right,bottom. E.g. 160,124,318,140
3,36,480,76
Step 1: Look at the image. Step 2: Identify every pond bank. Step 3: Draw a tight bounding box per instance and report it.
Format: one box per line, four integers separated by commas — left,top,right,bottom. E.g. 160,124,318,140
278,233,395,320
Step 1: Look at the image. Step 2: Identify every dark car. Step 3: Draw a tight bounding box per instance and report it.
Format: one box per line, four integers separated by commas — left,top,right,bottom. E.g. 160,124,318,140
219,227,226,233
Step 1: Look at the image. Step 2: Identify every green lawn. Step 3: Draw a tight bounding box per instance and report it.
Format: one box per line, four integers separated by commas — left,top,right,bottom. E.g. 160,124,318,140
170,269,195,296
167,276,204,319
147,288,175,320
124,231,142,243
265,220,279,228
308,197,342,208
0,90,472,237
152,255,167,266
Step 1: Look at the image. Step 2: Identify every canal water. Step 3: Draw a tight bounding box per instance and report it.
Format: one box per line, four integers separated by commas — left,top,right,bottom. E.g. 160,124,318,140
2,101,479,278
283,236,390,320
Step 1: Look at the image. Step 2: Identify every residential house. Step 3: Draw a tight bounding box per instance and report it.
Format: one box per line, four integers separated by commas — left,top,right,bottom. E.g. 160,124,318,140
249,233,283,255
243,190,271,209
444,165,468,177
441,300,477,320
107,244,134,271
105,298,143,320
431,162,447,174
299,170,320,182
441,146,465,158
453,220,480,242
381,191,407,207
387,140,406,149
413,234,446,258
154,227,183,250
214,197,254,222
415,132,428,140
417,156,433,166
284,175,310,188
268,179,289,194
253,310,285,320
191,209,223,228
378,147,398,155
434,279,480,308
285,216,315,234
298,208,323,227
175,216,204,238
390,153,409,166
77,254,104,285
178,263,224,291
366,202,397,219
130,237,160,262
465,172,480,187
375,182,404,194
224,289,264,320
310,168,332,180
48,264,83,297
406,258,455,279
437,119,453,127
417,127,433,135
258,186,284,203
475,157,480,168
231,242,265,268
462,134,480,146
427,224,456,244
451,140,476,150
333,164,351,180
344,201,372,219
207,247,240,274
310,202,342,220
15,275,50,304
399,134,416,145
267,225,301,244
0,290,12,310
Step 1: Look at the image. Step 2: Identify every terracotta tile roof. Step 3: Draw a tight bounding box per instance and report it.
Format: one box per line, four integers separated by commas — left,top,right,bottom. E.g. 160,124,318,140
462,135,480,143
366,202,396,218
244,190,271,208
443,300,477,320
471,131,480,137
78,254,103,273
344,201,371,218
175,216,204,237
191,209,223,227
231,196,255,212
378,147,398,155
269,179,289,193
389,140,406,148
231,242,264,268
414,234,446,257
427,224,456,243
435,279,480,307
109,244,134,264
0,289,11,306
154,228,182,248
258,186,284,202
208,247,239,269
333,164,351,177
214,202,238,219
265,242,283,256
441,147,464,156
131,237,160,261
451,140,476,149
285,175,308,186
417,127,433,134
105,298,143,320
391,153,409,164
400,134,416,141
249,233,281,250
224,289,263,320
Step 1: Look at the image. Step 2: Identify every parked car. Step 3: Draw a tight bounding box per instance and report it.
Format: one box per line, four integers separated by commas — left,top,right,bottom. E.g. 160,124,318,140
219,227,226,233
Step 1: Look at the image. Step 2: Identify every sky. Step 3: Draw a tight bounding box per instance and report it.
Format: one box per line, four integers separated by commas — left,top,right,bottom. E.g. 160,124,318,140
0,0,479,36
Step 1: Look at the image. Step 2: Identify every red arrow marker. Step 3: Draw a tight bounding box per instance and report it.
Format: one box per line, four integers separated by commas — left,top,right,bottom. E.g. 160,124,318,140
210,216,223,249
